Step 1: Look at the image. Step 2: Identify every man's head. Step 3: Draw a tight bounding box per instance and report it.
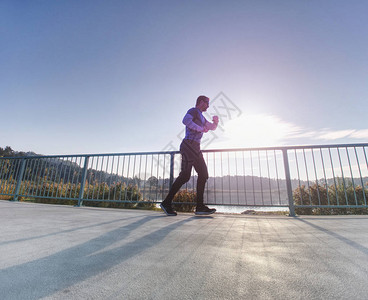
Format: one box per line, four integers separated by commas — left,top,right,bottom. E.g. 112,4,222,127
196,95,210,112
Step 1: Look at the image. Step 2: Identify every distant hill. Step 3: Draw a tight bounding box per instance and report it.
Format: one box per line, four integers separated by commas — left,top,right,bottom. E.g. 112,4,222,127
0,146,38,157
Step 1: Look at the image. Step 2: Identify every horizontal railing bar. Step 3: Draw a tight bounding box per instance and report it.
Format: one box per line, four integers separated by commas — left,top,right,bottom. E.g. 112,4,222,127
0,151,180,160
16,194,80,201
2,143,368,160
81,199,154,204
202,143,368,153
296,205,368,208
172,203,289,207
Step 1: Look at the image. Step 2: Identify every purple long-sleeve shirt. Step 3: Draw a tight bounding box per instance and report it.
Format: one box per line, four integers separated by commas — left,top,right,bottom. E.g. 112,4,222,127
182,107,217,143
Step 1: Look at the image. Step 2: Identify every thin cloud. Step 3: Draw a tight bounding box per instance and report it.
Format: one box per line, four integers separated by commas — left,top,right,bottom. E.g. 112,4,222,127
350,129,368,139
309,129,368,141
308,129,356,140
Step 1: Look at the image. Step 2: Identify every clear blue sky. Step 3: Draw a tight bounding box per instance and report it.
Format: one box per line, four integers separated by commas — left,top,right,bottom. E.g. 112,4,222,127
1,0,368,155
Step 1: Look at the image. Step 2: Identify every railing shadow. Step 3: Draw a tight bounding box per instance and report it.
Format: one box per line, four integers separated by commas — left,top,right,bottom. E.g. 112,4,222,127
296,218,368,256
0,215,143,246
1,214,194,300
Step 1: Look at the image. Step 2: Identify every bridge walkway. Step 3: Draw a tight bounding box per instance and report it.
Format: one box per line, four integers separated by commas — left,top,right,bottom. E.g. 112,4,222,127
1,201,368,299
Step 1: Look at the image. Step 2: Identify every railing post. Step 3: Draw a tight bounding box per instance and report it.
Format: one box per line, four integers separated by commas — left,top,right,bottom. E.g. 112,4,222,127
13,158,26,201
77,156,89,207
282,148,296,217
169,153,175,190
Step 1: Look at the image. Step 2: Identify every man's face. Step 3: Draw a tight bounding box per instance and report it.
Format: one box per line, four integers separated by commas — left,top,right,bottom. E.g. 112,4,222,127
198,98,209,112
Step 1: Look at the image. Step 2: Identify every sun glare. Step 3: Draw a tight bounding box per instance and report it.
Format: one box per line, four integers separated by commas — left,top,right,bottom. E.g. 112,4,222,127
214,114,301,148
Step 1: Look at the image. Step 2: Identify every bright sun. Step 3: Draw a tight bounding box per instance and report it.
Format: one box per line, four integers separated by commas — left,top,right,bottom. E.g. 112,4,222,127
213,114,301,148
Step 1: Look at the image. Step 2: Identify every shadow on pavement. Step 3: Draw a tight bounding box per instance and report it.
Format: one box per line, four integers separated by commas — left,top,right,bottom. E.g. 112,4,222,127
0,215,143,246
1,214,194,300
296,218,368,255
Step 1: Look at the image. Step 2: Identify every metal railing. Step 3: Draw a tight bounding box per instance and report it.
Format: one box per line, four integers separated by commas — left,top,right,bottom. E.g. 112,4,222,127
1,143,368,216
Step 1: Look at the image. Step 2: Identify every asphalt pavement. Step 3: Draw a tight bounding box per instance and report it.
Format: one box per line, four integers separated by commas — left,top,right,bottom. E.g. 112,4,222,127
1,201,368,300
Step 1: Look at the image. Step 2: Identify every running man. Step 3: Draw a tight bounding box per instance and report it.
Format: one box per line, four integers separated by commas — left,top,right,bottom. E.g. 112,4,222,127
160,95,219,216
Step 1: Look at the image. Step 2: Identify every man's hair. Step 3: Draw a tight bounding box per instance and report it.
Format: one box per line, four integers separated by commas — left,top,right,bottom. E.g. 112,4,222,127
196,95,209,106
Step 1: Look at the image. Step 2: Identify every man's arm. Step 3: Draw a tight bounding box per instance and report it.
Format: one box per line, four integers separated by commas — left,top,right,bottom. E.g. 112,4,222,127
204,116,219,131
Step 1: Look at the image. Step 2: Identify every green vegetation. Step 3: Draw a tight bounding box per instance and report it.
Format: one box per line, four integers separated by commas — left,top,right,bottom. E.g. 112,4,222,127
0,146,157,210
172,189,197,212
2,176,368,214
0,146,29,157
293,180,368,215
0,176,156,210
